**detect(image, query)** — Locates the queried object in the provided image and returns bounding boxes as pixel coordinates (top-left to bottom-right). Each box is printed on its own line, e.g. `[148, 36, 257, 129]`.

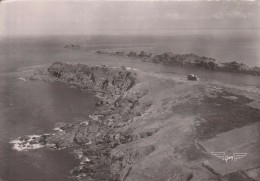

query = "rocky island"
[64, 44, 81, 49]
[96, 50, 260, 76]
[12, 62, 260, 181]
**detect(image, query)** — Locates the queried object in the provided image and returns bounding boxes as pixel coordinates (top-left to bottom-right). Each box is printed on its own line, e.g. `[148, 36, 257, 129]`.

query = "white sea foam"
[75, 149, 84, 159]
[126, 67, 138, 71]
[79, 121, 89, 126]
[95, 93, 106, 99]
[10, 135, 44, 151]
[53, 127, 63, 132]
[85, 140, 92, 145]
[18, 77, 27, 82]
[89, 115, 101, 121]
[76, 173, 87, 178]
[21, 70, 35, 73]
[46, 143, 56, 149]
[80, 157, 90, 164]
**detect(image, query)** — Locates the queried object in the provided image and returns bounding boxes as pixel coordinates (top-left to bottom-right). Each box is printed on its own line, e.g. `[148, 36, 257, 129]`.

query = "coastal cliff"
[13, 62, 260, 181]
[47, 62, 137, 102]
[96, 50, 260, 76]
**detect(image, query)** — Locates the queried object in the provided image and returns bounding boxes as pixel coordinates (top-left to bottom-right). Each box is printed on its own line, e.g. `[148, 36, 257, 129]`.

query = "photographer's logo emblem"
[211, 152, 247, 162]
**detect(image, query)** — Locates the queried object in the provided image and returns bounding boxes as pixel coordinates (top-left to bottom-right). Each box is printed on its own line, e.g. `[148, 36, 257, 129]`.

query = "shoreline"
[11, 62, 260, 181]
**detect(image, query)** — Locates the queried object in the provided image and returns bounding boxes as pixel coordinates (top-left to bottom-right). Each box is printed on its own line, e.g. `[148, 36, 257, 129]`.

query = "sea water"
[0, 75, 98, 181]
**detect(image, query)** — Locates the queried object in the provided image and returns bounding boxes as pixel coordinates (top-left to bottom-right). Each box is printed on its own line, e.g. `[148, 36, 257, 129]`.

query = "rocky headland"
[96, 50, 260, 76]
[12, 62, 260, 181]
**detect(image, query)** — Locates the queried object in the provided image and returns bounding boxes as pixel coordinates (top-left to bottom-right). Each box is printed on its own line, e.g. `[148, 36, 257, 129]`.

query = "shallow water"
[0, 32, 260, 180]
[0, 76, 98, 181]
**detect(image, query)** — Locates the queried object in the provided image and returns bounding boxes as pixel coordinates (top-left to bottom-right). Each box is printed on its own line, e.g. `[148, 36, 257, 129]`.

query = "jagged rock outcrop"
[96, 50, 260, 76]
[48, 62, 137, 102]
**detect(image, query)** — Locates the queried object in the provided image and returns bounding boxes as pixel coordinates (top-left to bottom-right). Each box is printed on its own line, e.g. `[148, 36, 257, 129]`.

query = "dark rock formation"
[95, 50, 260, 76]
[138, 51, 152, 58]
[48, 62, 137, 102]
[64, 44, 81, 49]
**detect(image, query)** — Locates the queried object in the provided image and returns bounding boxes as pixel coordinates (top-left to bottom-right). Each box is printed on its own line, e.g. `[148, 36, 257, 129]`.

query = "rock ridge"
[96, 50, 260, 76]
